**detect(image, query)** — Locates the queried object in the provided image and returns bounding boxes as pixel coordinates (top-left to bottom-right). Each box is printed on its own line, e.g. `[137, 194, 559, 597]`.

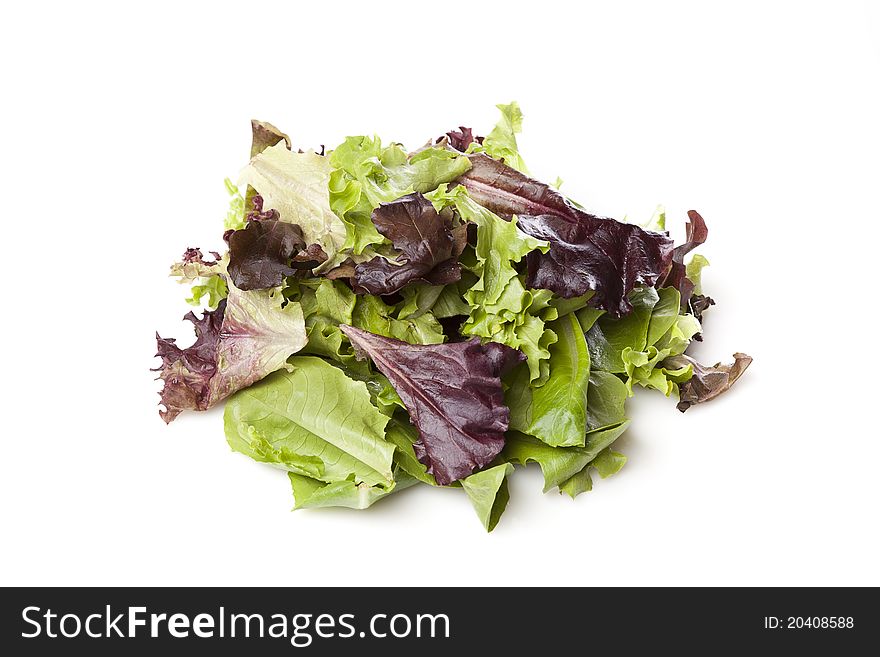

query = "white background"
[2, 0, 878, 587]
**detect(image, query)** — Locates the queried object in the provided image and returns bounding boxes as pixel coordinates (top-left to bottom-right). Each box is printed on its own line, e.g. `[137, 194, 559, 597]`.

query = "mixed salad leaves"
[155, 103, 750, 530]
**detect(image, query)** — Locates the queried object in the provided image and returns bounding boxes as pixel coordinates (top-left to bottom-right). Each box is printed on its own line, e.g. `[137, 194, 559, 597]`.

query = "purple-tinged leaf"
[661, 210, 709, 309]
[340, 325, 524, 485]
[455, 154, 673, 317]
[155, 288, 307, 422]
[352, 193, 462, 295]
[663, 352, 752, 412]
[445, 126, 482, 151]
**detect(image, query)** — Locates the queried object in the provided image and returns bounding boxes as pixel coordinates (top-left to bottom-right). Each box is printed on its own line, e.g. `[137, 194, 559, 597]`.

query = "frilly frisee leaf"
[427, 184, 547, 306]
[460, 463, 515, 532]
[224, 356, 396, 487]
[238, 142, 346, 270]
[223, 178, 247, 231]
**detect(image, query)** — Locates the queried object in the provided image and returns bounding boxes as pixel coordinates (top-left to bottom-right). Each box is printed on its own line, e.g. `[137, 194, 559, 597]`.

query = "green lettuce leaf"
[398, 282, 470, 320]
[559, 446, 628, 499]
[686, 254, 710, 295]
[329, 138, 471, 256]
[426, 184, 552, 380]
[501, 421, 630, 493]
[224, 356, 395, 487]
[585, 287, 659, 373]
[481, 102, 528, 173]
[352, 295, 445, 345]
[518, 313, 592, 447]
[385, 421, 437, 485]
[238, 142, 347, 269]
[223, 178, 247, 231]
[288, 469, 417, 510]
[460, 463, 514, 532]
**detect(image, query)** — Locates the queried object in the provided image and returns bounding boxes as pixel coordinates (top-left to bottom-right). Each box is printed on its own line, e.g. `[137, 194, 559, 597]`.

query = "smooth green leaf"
[288, 469, 418, 510]
[586, 287, 659, 373]
[526, 313, 591, 447]
[592, 448, 627, 479]
[224, 357, 395, 487]
[461, 463, 514, 532]
[502, 421, 630, 492]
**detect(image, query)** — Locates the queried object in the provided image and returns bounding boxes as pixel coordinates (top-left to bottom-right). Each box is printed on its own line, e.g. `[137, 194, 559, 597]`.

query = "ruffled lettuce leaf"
[155, 285, 307, 422]
[329, 137, 471, 256]
[455, 153, 673, 316]
[224, 356, 395, 487]
[341, 325, 524, 485]
[352, 295, 445, 345]
[238, 142, 346, 270]
[426, 184, 554, 381]
[168, 248, 228, 310]
[352, 193, 462, 295]
[585, 287, 703, 396]
[481, 101, 528, 173]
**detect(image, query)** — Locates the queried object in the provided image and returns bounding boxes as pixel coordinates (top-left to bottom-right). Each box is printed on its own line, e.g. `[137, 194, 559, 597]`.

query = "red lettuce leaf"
[661, 210, 709, 310]
[352, 193, 462, 295]
[456, 154, 674, 317]
[250, 120, 291, 158]
[663, 352, 752, 412]
[155, 289, 307, 422]
[340, 324, 524, 485]
[227, 197, 327, 290]
[155, 301, 226, 422]
[445, 126, 482, 151]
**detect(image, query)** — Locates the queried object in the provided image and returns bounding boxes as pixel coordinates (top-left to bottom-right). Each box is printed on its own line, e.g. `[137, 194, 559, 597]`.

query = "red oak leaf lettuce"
[155, 288, 307, 422]
[661, 209, 709, 310]
[663, 352, 752, 412]
[352, 193, 463, 295]
[456, 154, 674, 317]
[340, 324, 524, 485]
[445, 126, 481, 151]
[227, 213, 325, 290]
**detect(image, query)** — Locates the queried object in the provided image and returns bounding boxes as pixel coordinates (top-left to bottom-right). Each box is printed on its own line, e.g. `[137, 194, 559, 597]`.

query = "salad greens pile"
[155, 103, 750, 531]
